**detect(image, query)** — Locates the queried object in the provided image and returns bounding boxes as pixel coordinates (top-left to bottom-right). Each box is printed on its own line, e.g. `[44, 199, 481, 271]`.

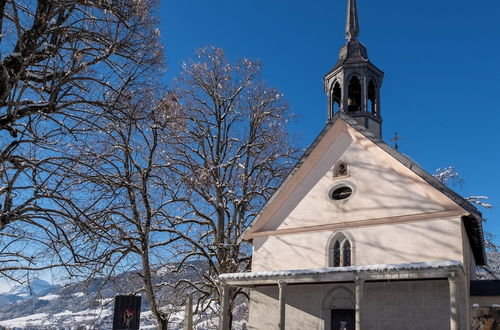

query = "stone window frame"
[327, 231, 356, 267]
[327, 180, 356, 205]
[332, 160, 350, 179]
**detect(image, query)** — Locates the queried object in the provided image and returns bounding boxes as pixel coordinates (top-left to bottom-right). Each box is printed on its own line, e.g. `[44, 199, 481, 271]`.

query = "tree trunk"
[141, 239, 167, 330]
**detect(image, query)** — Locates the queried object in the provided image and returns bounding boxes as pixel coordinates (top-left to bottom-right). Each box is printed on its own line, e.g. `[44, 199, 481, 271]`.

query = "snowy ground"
[0, 307, 114, 329]
[0, 301, 248, 329]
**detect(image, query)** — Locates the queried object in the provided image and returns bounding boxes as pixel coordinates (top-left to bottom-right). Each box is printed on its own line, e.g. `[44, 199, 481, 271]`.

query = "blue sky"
[160, 0, 500, 244]
[0, 0, 497, 293]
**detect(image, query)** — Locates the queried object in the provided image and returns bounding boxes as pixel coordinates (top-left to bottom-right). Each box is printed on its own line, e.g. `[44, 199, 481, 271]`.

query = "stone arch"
[321, 286, 356, 330]
[345, 72, 363, 83]
[322, 286, 355, 310]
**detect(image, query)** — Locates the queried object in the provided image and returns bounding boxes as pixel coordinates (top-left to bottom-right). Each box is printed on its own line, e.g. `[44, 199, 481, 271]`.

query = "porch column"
[464, 276, 471, 329]
[278, 281, 287, 330]
[220, 285, 231, 330]
[355, 279, 364, 330]
[449, 275, 459, 330]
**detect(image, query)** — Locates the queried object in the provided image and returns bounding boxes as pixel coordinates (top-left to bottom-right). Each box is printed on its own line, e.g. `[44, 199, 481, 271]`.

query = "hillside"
[0, 264, 248, 329]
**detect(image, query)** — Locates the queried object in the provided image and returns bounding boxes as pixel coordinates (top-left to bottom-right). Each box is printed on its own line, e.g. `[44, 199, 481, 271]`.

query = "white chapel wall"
[262, 123, 457, 233]
[252, 217, 464, 272]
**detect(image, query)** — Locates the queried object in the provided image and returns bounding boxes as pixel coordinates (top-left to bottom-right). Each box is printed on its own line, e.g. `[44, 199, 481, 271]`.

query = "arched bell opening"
[347, 76, 361, 113]
[368, 79, 377, 115]
[331, 82, 342, 116]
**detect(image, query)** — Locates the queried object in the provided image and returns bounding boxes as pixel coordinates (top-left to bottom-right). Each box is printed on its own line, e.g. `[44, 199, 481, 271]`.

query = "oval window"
[330, 186, 353, 200]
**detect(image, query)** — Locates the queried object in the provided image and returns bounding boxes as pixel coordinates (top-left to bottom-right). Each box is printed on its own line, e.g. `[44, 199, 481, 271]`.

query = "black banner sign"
[112, 295, 142, 330]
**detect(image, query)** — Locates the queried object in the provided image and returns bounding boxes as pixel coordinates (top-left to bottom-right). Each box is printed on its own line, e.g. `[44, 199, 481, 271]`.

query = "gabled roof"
[242, 111, 487, 265]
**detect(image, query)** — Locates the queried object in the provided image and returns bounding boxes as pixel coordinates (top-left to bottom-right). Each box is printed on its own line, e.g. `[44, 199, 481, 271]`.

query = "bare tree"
[169, 46, 299, 321]
[433, 166, 497, 278]
[63, 88, 183, 329]
[0, 0, 163, 281]
[433, 167, 493, 210]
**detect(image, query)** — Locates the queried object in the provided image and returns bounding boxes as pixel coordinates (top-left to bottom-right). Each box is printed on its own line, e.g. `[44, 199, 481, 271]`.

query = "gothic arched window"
[329, 233, 354, 267]
[347, 76, 361, 113]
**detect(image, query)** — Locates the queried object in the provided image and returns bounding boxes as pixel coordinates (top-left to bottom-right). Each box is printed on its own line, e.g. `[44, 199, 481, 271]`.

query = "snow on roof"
[220, 260, 462, 280]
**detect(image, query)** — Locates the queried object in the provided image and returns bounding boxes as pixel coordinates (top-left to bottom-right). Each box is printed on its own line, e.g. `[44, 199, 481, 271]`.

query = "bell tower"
[325, 0, 384, 138]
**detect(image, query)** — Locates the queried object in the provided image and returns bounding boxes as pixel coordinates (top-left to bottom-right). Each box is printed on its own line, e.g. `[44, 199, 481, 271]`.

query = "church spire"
[324, 0, 385, 138]
[346, 0, 359, 41]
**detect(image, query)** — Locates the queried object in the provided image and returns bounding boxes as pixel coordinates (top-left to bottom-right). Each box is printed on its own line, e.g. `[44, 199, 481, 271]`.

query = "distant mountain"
[8, 278, 54, 296]
[0, 278, 55, 307]
[0, 272, 158, 329]
[0, 263, 249, 329]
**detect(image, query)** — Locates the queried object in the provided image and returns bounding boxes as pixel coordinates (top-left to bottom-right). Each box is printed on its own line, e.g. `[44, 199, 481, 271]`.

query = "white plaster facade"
[219, 115, 483, 330]
[217, 1, 487, 328]
[252, 218, 465, 272]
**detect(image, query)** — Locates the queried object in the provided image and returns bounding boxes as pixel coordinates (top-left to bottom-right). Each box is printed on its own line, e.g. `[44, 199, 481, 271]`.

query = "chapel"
[218, 1, 492, 329]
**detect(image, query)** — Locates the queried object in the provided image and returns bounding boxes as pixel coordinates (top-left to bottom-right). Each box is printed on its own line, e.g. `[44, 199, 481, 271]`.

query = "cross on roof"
[390, 132, 403, 151]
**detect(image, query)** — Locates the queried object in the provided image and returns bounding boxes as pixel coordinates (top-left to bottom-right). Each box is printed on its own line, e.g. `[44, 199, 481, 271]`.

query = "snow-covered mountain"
[7, 278, 54, 296]
[0, 272, 169, 329]
[0, 278, 55, 307]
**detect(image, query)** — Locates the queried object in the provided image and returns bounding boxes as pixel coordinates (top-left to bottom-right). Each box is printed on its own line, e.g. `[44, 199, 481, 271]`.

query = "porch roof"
[219, 261, 464, 287]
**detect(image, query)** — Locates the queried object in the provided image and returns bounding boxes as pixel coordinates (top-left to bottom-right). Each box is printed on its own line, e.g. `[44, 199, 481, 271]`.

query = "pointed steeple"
[324, 0, 385, 138]
[346, 0, 360, 41]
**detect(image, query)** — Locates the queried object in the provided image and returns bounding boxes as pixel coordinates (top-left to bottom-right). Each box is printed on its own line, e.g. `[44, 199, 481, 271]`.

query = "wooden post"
[355, 278, 364, 330]
[278, 281, 287, 330]
[220, 285, 231, 330]
[184, 292, 193, 330]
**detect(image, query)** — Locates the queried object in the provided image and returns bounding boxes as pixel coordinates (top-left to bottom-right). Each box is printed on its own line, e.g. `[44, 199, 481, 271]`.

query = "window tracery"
[329, 233, 353, 267]
[343, 240, 351, 266]
[333, 241, 341, 267]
